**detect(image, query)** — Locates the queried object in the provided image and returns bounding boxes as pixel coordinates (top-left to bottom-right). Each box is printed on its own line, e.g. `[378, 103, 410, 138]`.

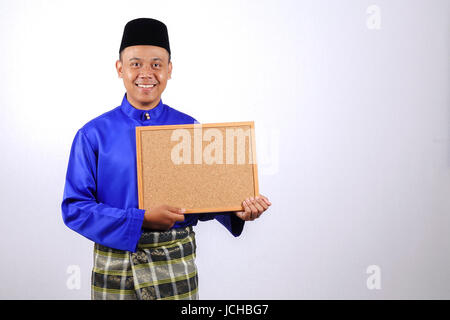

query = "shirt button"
[145, 113, 150, 120]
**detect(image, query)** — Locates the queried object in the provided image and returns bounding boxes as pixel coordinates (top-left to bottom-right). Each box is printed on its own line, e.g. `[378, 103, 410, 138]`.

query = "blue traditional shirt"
[61, 94, 244, 252]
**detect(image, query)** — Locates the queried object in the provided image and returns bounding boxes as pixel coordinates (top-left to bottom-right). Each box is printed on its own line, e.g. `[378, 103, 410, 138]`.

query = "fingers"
[164, 206, 185, 222]
[258, 194, 272, 206]
[244, 202, 253, 220]
[161, 205, 186, 223]
[253, 197, 267, 212]
[235, 211, 246, 220]
[165, 205, 185, 214]
[239, 196, 272, 221]
[169, 211, 185, 222]
[243, 199, 258, 220]
[165, 205, 185, 215]
[237, 202, 251, 221]
[255, 197, 270, 218]
[248, 200, 260, 220]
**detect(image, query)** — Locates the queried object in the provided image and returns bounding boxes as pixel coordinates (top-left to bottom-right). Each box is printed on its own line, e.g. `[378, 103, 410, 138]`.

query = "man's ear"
[115, 60, 123, 78]
[168, 61, 173, 80]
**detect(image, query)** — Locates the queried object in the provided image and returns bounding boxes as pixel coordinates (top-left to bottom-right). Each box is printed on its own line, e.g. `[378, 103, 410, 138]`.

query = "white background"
[0, 0, 449, 299]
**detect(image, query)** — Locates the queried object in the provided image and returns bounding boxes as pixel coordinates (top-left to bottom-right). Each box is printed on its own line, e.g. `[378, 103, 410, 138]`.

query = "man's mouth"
[135, 83, 157, 89]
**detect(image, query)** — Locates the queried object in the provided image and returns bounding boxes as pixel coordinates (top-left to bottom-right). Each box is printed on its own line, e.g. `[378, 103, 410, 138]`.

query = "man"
[61, 18, 271, 300]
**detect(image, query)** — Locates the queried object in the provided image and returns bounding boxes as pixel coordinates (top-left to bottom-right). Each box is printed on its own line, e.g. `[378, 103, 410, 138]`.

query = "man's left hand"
[235, 194, 271, 221]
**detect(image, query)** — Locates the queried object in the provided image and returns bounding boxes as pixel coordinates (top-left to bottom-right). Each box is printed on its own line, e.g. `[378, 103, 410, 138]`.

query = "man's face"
[116, 45, 172, 110]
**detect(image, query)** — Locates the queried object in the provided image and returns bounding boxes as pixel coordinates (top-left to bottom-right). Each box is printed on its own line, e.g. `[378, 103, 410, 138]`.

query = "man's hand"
[235, 194, 271, 221]
[142, 205, 185, 230]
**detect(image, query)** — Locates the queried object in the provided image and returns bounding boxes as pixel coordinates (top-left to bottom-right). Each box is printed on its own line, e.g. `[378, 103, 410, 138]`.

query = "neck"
[127, 95, 161, 110]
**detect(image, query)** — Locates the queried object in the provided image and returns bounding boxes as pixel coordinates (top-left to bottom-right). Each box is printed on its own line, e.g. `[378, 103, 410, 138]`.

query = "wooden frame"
[136, 121, 259, 214]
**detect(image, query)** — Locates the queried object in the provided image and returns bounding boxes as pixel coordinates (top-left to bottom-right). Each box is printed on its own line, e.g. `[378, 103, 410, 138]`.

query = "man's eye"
[131, 63, 140, 67]
[153, 64, 160, 68]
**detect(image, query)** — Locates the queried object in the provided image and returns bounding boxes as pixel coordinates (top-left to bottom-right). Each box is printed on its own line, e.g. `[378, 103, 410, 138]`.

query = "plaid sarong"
[91, 226, 198, 300]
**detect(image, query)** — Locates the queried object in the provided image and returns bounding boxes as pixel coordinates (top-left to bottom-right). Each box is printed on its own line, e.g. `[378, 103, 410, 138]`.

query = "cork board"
[136, 121, 259, 214]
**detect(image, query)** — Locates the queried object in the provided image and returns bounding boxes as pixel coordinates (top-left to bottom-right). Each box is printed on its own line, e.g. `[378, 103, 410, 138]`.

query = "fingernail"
[250, 197, 254, 201]
[255, 196, 259, 200]
[180, 208, 186, 213]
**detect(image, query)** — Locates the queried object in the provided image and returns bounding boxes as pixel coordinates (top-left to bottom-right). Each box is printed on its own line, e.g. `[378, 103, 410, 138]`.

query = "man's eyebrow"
[128, 57, 163, 62]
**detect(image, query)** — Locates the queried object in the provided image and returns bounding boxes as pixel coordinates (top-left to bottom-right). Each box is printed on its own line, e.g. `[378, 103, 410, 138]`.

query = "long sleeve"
[215, 213, 245, 237]
[197, 212, 245, 237]
[61, 129, 145, 252]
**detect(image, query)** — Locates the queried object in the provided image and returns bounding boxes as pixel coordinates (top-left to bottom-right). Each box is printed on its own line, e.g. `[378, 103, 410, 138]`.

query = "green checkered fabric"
[91, 226, 198, 300]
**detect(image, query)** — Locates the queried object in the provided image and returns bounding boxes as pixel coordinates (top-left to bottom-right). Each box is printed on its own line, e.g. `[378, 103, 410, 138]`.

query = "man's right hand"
[142, 205, 186, 230]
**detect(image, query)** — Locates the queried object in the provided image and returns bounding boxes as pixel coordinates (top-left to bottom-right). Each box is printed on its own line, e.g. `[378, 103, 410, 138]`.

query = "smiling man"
[118, 48, 171, 110]
[61, 18, 271, 300]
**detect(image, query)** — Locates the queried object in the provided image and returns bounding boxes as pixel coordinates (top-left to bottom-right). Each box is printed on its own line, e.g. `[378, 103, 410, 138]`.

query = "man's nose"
[139, 65, 155, 77]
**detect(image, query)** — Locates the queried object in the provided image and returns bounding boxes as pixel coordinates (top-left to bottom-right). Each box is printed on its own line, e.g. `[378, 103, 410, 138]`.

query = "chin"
[137, 95, 160, 106]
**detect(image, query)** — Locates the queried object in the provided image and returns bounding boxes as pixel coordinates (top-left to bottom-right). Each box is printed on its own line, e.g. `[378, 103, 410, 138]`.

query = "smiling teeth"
[136, 84, 155, 88]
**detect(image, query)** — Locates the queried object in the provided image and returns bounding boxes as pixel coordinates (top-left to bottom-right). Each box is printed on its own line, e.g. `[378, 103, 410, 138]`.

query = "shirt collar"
[120, 93, 165, 123]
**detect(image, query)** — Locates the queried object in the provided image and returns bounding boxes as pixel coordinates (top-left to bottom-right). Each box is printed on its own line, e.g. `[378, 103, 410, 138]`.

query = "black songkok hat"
[119, 18, 171, 56]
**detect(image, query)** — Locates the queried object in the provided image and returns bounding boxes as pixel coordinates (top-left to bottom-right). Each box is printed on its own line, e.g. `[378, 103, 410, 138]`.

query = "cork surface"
[136, 122, 259, 214]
